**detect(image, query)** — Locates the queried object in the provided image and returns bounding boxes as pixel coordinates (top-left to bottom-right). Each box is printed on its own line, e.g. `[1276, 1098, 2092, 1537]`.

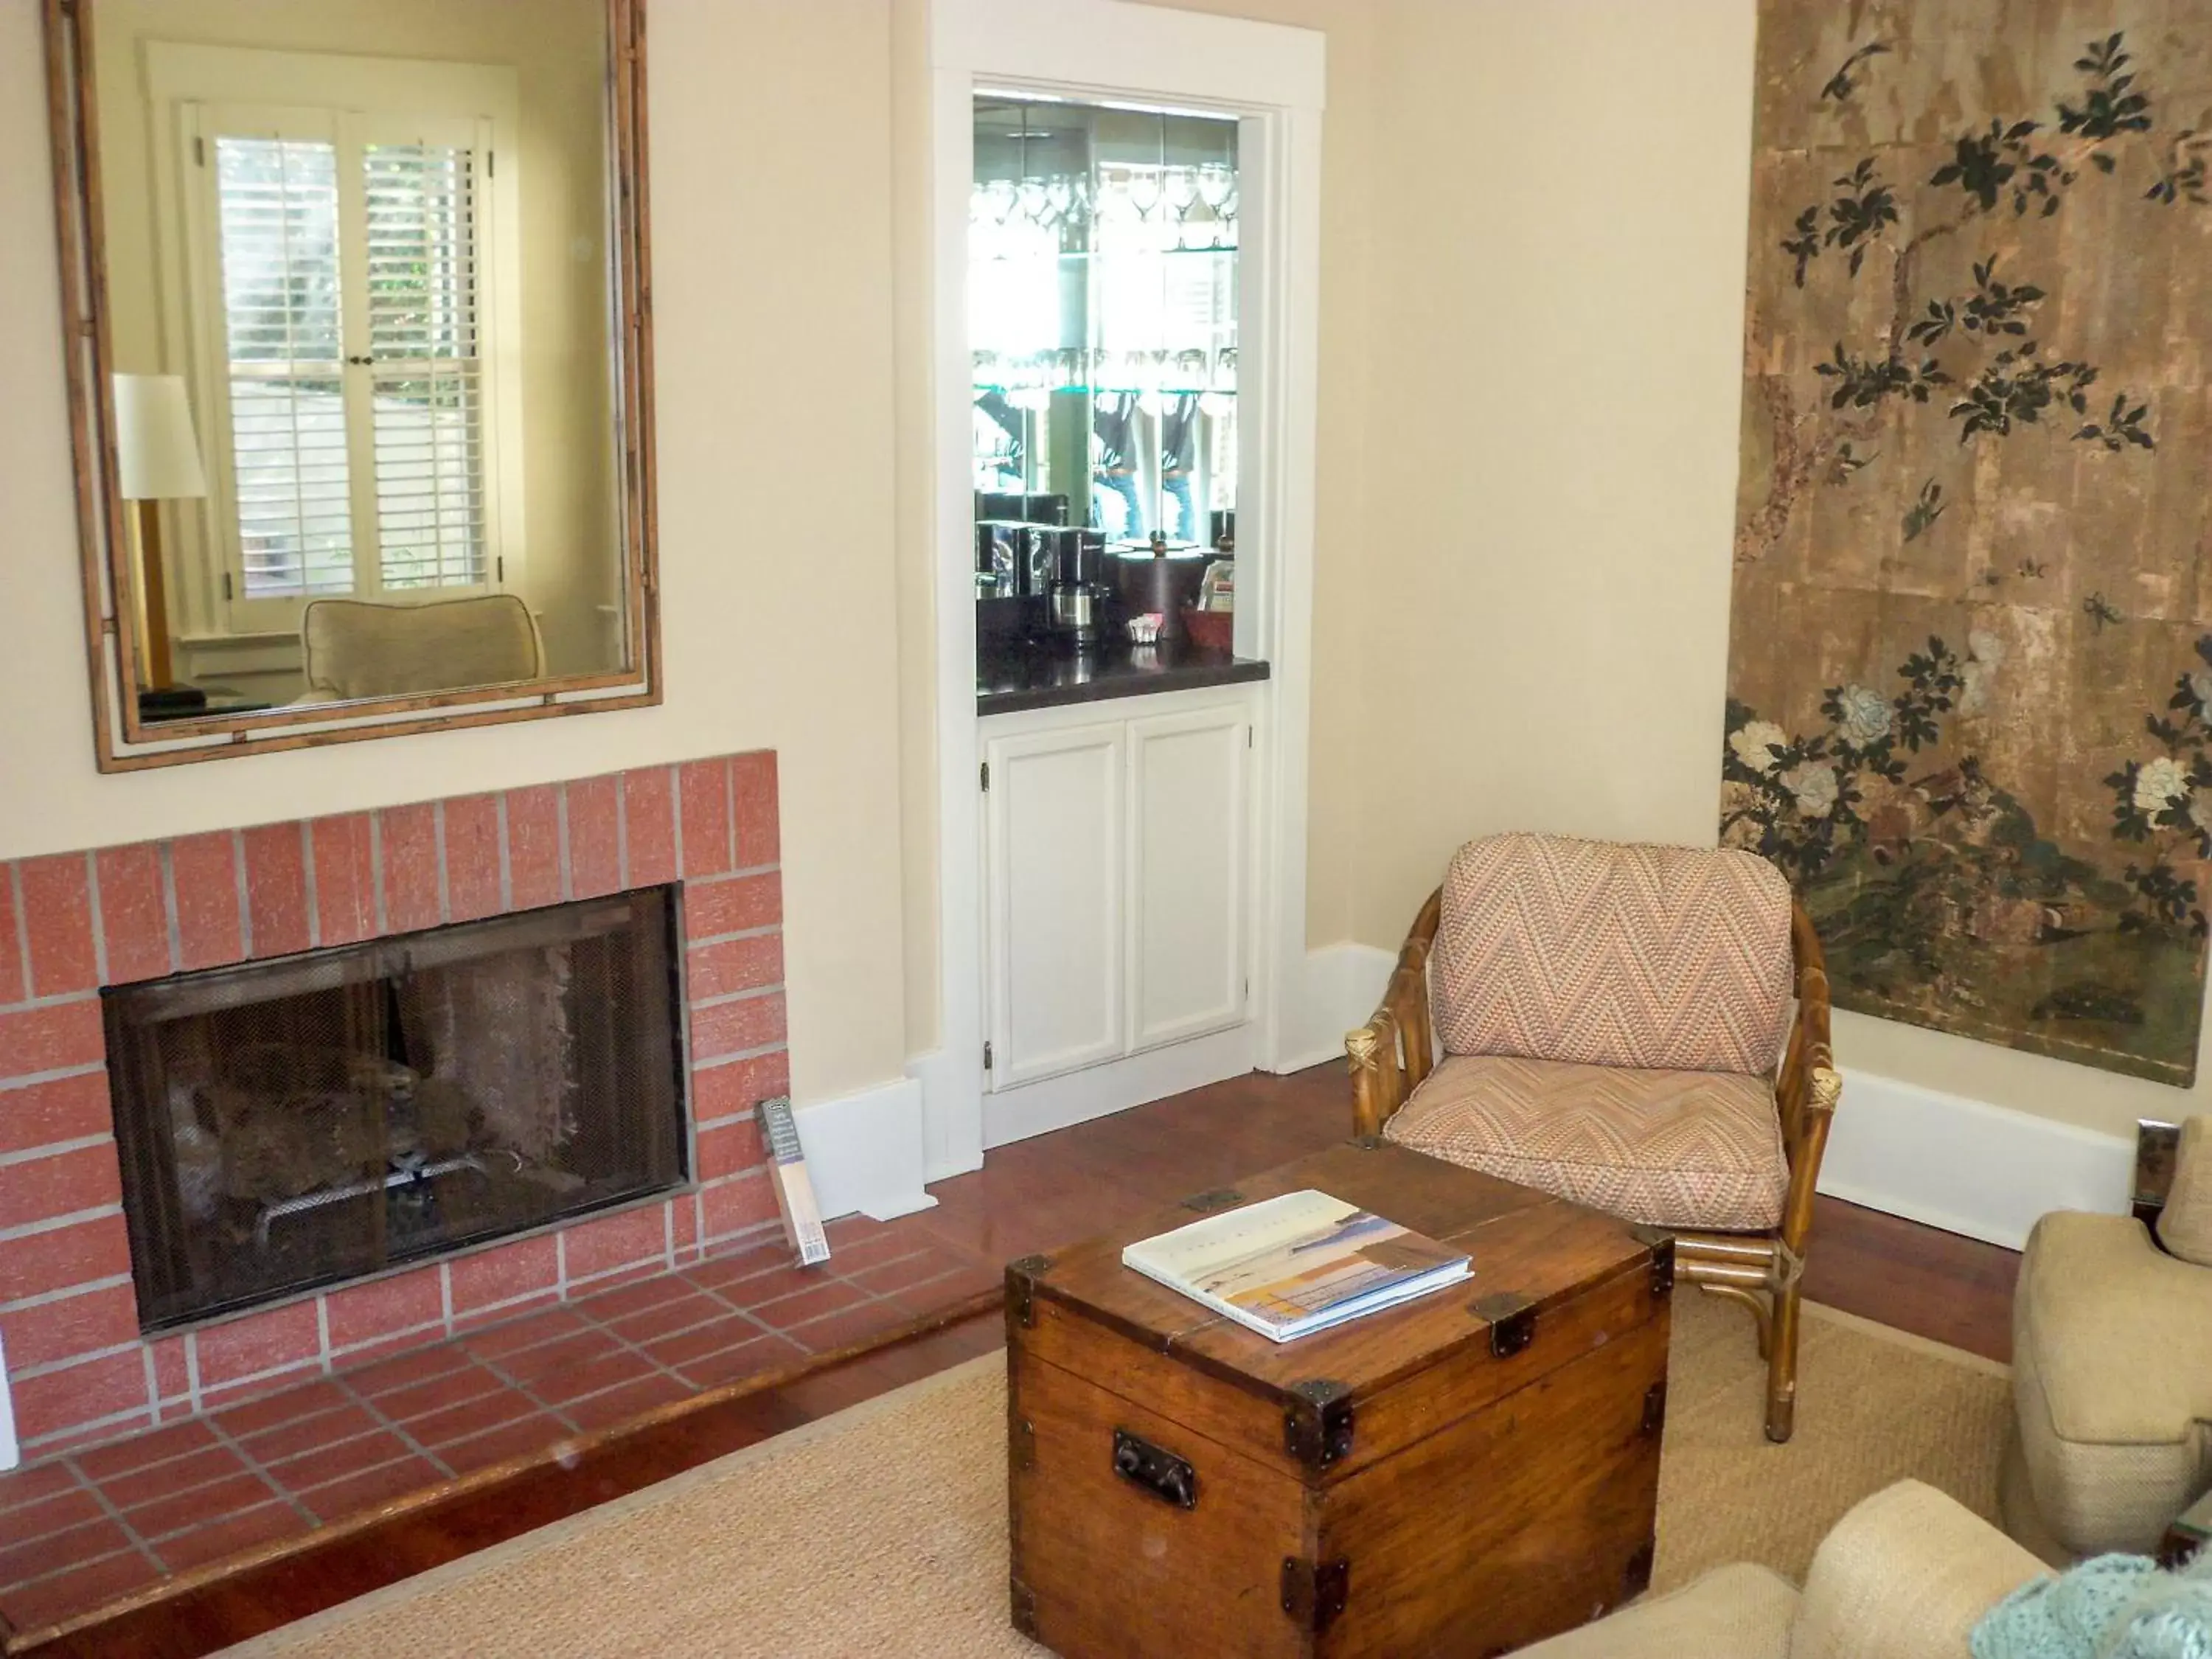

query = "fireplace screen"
[102, 888, 687, 1332]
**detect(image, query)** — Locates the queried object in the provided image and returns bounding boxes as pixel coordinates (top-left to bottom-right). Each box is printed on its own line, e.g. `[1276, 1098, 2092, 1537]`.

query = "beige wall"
[1345, 0, 1759, 942]
[0, 0, 907, 1109]
[90, 0, 617, 679]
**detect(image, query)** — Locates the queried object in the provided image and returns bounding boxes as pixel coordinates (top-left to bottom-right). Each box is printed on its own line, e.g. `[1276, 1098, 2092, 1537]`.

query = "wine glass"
[1164, 167, 1198, 246]
[1127, 168, 1161, 221]
[1196, 164, 1233, 249]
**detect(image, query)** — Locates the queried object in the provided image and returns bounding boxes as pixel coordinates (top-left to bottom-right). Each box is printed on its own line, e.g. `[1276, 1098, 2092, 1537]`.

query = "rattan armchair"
[1346, 880, 1841, 1444]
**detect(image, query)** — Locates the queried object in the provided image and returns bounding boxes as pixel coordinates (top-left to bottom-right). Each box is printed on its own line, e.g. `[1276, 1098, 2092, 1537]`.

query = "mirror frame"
[44, 0, 661, 772]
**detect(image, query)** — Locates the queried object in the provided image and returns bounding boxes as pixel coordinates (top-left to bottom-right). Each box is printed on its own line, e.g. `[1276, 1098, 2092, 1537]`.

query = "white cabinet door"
[984, 721, 1125, 1091]
[1127, 704, 1248, 1053]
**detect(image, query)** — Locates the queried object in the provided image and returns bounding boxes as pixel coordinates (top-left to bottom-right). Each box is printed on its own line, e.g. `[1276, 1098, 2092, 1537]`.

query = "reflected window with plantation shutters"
[215, 136, 355, 599]
[364, 142, 487, 591]
[191, 102, 508, 619]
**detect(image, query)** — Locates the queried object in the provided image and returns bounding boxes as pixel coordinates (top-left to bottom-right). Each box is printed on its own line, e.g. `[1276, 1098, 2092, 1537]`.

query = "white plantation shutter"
[364, 142, 487, 590]
[213, 135, 356, 598]
[193, 105, 502, 613]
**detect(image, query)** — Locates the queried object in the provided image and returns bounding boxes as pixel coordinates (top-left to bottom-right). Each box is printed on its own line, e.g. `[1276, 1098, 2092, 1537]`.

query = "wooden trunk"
[1006, 1142, 1672, 1659]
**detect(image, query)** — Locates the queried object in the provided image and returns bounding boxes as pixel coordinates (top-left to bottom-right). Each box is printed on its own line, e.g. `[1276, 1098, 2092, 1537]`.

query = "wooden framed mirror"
[45, 0, 658, 771]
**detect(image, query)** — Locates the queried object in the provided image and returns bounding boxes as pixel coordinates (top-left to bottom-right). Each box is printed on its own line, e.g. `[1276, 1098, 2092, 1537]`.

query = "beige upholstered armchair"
[1514, 1480, 2044, 1659]
[2000, 1118, 2212, 1562]
[294, 594, 546, 703]
[1346, 833, 1840, 1442]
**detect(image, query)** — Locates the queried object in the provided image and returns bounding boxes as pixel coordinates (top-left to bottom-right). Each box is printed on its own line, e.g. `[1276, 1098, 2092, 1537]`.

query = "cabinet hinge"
[984, 1040, 994, 1071]
[1247, 726, 1253, 748]
[193, 135, 206, 167]
[980, 760, 991, 792]
[495, 555, 505, 584]
[487, 149, 496, 179]
[220, 571, 234, 602]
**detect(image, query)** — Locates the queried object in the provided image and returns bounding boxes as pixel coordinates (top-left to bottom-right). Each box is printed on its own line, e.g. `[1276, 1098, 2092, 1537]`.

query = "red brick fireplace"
[0, 753, 786, 1458]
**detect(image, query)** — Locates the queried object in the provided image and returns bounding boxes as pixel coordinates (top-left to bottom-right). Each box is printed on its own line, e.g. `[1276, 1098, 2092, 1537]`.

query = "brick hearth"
[0, 1216, 995, 1636]
[0, 753, 787, 1459]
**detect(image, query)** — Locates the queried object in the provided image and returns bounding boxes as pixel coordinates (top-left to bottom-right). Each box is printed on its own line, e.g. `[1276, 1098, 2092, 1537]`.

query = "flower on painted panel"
[2135, 755, 2192, 817]
[2190, 669, 2212, 714]
[1834, 684, 1892, 747]
[1729, 720, 1790, 773]
[1783, 762, 1840, 819]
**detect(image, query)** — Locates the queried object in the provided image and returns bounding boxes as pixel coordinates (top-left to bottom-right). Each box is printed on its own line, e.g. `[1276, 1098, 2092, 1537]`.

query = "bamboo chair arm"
[1348, 888, 1442, 1139]
[1775, 899, 1840, 1254]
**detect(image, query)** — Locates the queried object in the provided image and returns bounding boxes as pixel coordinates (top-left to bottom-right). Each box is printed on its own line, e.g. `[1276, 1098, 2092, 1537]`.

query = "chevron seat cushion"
[1431, 833, 1794, 1076]
[1382, 1054, 1790, 1231]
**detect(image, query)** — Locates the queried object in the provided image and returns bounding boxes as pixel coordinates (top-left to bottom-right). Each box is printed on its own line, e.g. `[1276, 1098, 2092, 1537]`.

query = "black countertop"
[978, 639, 1270, 717]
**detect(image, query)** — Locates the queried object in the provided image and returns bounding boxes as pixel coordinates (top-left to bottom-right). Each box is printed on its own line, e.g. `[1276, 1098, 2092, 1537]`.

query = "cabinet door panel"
[1128, 705, 1247, 1053]
[986, 723, 1125, 1091]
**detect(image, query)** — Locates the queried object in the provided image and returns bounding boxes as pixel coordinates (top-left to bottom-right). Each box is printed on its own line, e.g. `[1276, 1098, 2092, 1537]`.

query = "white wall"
[0, 0, 909, 1111]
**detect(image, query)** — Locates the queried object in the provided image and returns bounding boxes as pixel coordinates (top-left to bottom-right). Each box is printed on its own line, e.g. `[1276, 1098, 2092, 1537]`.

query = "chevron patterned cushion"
[1383, 1054, 1790, 1231]
[1430, 833, 1793, 1076]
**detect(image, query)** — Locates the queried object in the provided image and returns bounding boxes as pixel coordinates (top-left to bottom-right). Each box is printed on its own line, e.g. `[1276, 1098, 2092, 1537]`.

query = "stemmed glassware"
[1127, 167, 1161, 222]
[1164, 167, 1198, 247]
[1196, 164, 1233, 248]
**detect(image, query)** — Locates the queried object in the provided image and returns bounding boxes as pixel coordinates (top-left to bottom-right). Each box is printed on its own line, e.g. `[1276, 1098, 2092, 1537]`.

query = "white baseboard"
[793, 1077, 939, 1223]
[1275, 942, 1395, 1074]
[1819, 1070, 2133, 1251]
[983, 1023, 1259, 1149]
[908, 1046, 984, 1186]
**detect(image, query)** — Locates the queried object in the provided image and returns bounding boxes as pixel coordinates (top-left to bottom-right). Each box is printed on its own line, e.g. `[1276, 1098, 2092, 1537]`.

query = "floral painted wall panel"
[1723, 1, 2212, 1085]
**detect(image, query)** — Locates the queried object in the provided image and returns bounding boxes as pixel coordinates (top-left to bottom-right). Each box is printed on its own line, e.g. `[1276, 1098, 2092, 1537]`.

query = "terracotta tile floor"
[0, 1218, 999, 1635]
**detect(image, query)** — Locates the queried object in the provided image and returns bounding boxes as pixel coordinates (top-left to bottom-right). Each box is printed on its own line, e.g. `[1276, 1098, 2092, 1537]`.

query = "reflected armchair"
[296, 594, 545, 704]
[1346, 833, 1840, 1442]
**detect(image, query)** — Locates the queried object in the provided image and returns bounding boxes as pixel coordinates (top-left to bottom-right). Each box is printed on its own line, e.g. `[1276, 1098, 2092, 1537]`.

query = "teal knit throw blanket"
[1973, 1552, 2212, 1659]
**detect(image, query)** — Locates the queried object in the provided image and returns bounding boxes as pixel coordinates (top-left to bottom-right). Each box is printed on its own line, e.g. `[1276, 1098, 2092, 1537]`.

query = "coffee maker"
[1044, 527, 1107, 649]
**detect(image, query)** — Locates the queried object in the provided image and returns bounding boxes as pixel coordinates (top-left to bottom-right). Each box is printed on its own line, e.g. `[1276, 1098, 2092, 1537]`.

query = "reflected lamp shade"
[111, 373, 207, 501]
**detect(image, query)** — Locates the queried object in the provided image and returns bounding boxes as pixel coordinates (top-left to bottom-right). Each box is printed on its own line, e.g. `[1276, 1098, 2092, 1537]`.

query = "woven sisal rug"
[226, 1292, 2010, 1657]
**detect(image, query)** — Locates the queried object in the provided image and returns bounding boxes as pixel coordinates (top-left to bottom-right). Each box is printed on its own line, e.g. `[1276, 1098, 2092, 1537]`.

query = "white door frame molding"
[920, 0, 1326, 1178]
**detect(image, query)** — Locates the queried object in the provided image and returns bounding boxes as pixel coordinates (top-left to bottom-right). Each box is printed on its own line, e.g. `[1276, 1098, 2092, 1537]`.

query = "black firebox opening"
[102, 886, 689, 1333]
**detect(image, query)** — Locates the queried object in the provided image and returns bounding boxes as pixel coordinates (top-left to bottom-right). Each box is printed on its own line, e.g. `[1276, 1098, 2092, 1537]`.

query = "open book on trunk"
[1121, 1189, 1471, 1343]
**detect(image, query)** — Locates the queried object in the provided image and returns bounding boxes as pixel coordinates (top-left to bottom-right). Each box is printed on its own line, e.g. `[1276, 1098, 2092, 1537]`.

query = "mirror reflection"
[971, 97, 1239, 657]
[88, 0, 628, 720]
